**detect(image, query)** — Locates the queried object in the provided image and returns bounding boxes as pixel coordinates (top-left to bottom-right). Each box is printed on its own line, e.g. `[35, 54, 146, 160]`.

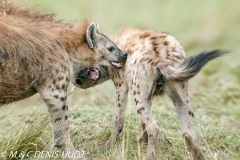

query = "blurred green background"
[0, 0, 239, 159]
[15, 0, 240, 53]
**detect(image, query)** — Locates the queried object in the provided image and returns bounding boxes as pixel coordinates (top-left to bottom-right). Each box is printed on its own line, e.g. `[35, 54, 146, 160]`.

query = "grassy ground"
[0, 0, 240, 159]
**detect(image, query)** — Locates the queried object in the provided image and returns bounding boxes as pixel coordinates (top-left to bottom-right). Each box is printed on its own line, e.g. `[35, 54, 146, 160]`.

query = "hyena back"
[77, 28, 226, 160]
[0, 1, 127, 154]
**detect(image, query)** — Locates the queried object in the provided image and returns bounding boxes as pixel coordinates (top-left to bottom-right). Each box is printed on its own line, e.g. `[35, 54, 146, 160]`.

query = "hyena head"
[75, 65, 109, 88]
[86, 23, 127, 68]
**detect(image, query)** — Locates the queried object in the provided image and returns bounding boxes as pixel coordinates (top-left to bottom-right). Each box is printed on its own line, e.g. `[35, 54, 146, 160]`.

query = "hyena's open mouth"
[76, 67, 101, 85]
[110, 61, 122, 68]
[88, 67, 101, 82]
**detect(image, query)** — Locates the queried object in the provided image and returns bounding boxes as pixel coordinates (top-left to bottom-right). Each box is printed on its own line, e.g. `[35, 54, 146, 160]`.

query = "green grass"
[0, 0, 240, 159]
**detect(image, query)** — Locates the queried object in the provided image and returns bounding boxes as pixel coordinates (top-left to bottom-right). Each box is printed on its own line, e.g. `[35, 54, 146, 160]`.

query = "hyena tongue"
[89, 70, 98, 81]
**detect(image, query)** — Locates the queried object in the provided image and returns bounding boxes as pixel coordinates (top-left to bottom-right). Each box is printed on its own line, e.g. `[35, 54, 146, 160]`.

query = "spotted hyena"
[0, 1, 127, 154]
[77, 27, 227, 160]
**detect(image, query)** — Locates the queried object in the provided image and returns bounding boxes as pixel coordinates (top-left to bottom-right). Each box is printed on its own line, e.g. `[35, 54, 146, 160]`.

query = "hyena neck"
[55, 21, 96, 65]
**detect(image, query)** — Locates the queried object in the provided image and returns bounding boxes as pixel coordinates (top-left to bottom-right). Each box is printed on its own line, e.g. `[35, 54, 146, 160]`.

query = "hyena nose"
[119, 50, 127, 59]
[121, 50, 128, 57]
[78, 70, 87, 79]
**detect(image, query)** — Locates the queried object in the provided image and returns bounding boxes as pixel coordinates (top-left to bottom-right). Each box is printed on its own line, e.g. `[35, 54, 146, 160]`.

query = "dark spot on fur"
[2, 47, 9, 59]
[53, 109, 59, 112]
[62, 84, 65, 90]
[152, 42, 159, 46]
[137, 107, 145, 114]
[48, 104, 54, 108]
[60, 97, 65, 101]
[58, 76, 64, 81]
[54, 95, 59, 99]
[137, 84, 140, 88]
[62, 105, 67, 110]
[148, 59, 152, 63]
[139, 33, 151, 39]
[56, 69, 59, 73]
[65, 47, 70, 53]
[140, 58, 144, 63]
[117, 103, 121, 107]
[153, 47, 158, 53]
[187, 100, 189, 103]
[65, 116, 68, 120]
[172, 48, 177, 52]
[175, 55, 183, 60]
[54, 117, 61, 123]
[163, 41, 169, 46]
[135, 99, 139, 105]
[182, 84, 185, 89]
[150, 36, 158, 41]
[56, 85, 60, 90]
[53, 79, 56, 85]
[48, 85, 52, 88]
[188, 111, 194, 118]
[137, 91, 140, 94]
[133, 91, 136, 95]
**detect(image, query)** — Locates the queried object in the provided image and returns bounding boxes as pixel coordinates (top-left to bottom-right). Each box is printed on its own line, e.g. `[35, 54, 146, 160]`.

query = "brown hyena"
[77, 27, 227, 160]
[0, 1, 127, 154]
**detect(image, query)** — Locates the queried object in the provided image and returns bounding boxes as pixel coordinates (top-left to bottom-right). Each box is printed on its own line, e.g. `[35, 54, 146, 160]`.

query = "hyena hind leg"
[165, 81, 206, 160]
[133, 79, 160, 159]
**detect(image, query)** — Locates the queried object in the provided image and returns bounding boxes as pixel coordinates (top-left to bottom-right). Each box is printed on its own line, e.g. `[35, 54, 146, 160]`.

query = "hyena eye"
[107, 46, 115, 52]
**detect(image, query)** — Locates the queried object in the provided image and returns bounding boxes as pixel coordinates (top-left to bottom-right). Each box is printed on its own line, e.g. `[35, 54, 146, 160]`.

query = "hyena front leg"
[37, 76, 76, 152]
[102, 72, 128, 147]
[165, 81, 206, 160]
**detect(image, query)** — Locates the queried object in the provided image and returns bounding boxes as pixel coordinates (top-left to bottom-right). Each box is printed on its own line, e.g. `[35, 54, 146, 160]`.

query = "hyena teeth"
[111, 61, 122, 68]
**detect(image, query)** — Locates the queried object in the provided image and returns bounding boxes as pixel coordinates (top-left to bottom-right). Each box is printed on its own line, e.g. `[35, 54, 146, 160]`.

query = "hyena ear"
[95, 22, 100, 32]
[86, 22, 99, 49]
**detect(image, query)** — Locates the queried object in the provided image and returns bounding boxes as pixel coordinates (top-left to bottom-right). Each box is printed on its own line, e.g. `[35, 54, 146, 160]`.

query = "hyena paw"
[99, 139, 115, 148]
[146, 148, 156, 160]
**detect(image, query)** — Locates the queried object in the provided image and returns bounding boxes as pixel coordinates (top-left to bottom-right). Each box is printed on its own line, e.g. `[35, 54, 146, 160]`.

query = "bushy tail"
[168, 49, 228, 81]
